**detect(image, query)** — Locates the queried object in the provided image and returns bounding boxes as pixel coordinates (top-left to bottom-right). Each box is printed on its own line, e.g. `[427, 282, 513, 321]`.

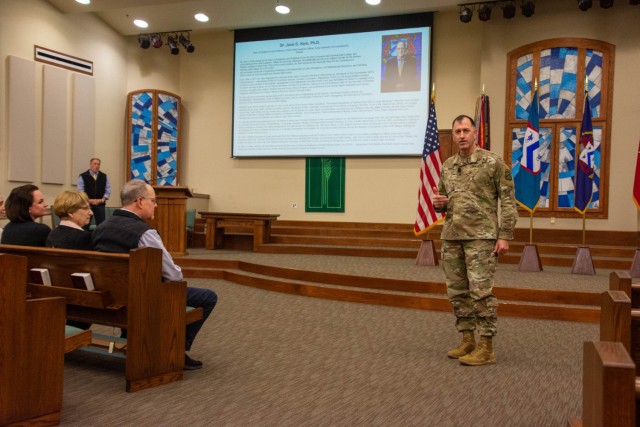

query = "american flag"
[414, 97, 445, 236]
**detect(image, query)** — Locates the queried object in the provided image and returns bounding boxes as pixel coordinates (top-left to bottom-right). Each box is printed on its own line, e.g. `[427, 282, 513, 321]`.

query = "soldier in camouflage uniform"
[433, 115, 517, 366]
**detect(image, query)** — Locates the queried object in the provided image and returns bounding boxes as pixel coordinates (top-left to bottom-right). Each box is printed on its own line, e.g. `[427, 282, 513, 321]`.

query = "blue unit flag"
[514, 87, 541, 213]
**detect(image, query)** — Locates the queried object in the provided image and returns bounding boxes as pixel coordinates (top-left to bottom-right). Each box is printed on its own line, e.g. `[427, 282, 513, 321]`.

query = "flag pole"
[415, 80, 443, 266]
[527, 78, 538, 246]
[572, 75, 595, 275]
[425, 82, 435, 242]
[582, 76, 588, 248]
[529, 214, 533, 244]
[517, 77, 542, 271]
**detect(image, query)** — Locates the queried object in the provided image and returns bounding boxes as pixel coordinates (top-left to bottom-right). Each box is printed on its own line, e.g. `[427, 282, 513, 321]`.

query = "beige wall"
[2, 0, 639, 232]
[0, 0, 127, 214]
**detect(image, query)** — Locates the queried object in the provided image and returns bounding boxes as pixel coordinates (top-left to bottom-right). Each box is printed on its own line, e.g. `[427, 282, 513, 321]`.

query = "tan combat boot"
[459, 335, 496, 366]
[447, 330, 476, 359]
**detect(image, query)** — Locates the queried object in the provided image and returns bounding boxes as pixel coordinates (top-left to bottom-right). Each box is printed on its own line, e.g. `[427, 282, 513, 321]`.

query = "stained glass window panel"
[539, 47, 578, 119]
[558, 126, 601, 209]
[585, 49, 603, 118]
[156, 93, 179, 186]
[130, 92, 153, 182]
[515, 54, 533, 120]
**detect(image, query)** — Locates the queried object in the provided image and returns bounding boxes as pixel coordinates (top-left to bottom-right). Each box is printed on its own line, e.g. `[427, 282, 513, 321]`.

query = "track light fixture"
[521, 0, 535, 16]
[137, 30, 195, 55]
[577, 0, 593, 10]
[457, 1, 522, 22]
[502, 1, 516, 18]
[600, 0, 613, 7]
[459, 5, 473, 22]
[138, 35, 150, 49]
[478, 3, 492, 21]
[167, 36, 179, 55]
[179, 34, 195, 53]
[150, 33, 163, 48]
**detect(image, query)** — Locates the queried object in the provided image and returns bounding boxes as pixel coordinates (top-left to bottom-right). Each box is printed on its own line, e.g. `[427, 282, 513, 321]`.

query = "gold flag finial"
[431, 82, 435, 101]
[534, 78, 538, 91]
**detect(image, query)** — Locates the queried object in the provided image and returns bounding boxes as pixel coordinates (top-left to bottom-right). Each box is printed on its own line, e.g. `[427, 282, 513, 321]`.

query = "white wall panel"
[7, 55, 36, 182]
[42, 65, 68, 184]
[71, 73, 96, 181]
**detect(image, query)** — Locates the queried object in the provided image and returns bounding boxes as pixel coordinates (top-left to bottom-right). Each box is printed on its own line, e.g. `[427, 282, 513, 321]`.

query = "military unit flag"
[574, 92, 595, 214]
[474, 94, 490, 150]
[514, 86, 541, 213]
[414, 96, 444, 236]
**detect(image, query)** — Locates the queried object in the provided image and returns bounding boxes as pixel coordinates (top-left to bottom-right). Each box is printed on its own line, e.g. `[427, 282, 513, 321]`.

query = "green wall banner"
[305, 158, 345, 212]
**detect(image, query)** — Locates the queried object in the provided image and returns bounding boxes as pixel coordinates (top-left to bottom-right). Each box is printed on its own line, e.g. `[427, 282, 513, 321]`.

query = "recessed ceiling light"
[75, 0, 91, 4]
[194, 13, 209, 22]
[133, 19, 149, 29]
[275, 1, 290, 14]
[365, 0, 381, 5]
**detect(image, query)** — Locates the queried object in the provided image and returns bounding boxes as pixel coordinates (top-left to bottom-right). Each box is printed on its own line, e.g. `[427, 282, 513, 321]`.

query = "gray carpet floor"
[58, 251, 605, 426]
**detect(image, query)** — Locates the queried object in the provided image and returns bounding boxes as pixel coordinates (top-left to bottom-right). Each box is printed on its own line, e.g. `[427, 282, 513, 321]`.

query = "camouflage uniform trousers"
[441, 239, 498, 336]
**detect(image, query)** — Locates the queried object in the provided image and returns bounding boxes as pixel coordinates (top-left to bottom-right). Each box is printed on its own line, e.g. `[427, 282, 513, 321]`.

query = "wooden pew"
[0, 254, 66, 426]
[0, 244, 203, 392]
[65, 325, 92, 353]
[570, 273, 640, 426]
[607, 271, 640, 377]
[568, 341, 636, 427]
[199, 211, 280, 251]
[600, 289, 632, 353]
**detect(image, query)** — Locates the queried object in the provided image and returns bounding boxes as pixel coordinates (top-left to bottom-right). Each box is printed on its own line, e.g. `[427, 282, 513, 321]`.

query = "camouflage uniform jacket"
[435, 147, 517, 241]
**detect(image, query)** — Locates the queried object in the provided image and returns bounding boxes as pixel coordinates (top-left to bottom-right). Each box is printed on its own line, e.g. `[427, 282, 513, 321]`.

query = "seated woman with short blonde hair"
[46, 190, 94, 250]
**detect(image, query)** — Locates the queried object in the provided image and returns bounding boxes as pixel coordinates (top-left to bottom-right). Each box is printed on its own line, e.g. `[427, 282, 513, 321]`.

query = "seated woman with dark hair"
[1, 184, 51, 246]
[46, 190, 94, 250]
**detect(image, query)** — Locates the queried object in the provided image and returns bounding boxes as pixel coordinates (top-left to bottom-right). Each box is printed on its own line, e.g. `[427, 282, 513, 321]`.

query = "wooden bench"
[569, 272, 640, 426]
[568, 341, 636, 427]
[1, 253, 67, 426]
[199, 211, 279, 251]
[0, 244, 203, 392]
[65, 325, 93, 353]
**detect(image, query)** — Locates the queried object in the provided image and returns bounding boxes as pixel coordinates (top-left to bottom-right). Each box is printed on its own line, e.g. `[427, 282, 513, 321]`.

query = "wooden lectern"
[149, 186, 192, 257]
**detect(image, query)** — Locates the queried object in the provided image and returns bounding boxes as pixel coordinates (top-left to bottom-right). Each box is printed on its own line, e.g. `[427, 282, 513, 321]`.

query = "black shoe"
[184, 353, 203, 370]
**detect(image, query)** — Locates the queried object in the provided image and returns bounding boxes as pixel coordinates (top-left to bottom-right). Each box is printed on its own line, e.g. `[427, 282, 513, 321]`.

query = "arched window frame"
[504, 38, 615, 218]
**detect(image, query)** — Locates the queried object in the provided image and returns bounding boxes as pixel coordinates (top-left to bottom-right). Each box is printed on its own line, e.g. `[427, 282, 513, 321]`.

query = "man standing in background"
[77, 158, 111, 228]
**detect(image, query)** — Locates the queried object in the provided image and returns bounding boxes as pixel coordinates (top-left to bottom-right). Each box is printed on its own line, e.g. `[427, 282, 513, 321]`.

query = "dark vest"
[92, 209, 151, 253]
[80, 170, 107, 199]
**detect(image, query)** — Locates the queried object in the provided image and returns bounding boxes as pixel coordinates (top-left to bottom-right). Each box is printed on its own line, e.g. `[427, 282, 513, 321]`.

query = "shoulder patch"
[505, 170, 513, 180]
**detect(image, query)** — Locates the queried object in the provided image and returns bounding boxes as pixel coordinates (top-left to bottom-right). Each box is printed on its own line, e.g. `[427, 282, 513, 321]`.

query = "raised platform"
[176, 255, 602, 323]
[263, 221, 638, 270]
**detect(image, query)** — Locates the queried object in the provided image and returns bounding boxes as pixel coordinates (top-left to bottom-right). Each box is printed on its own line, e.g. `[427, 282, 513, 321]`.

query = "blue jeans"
[186, 286, 218, 351]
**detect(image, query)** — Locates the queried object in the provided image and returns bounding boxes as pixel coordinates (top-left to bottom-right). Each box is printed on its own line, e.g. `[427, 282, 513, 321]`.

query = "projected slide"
[232, 15, 432, 157]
